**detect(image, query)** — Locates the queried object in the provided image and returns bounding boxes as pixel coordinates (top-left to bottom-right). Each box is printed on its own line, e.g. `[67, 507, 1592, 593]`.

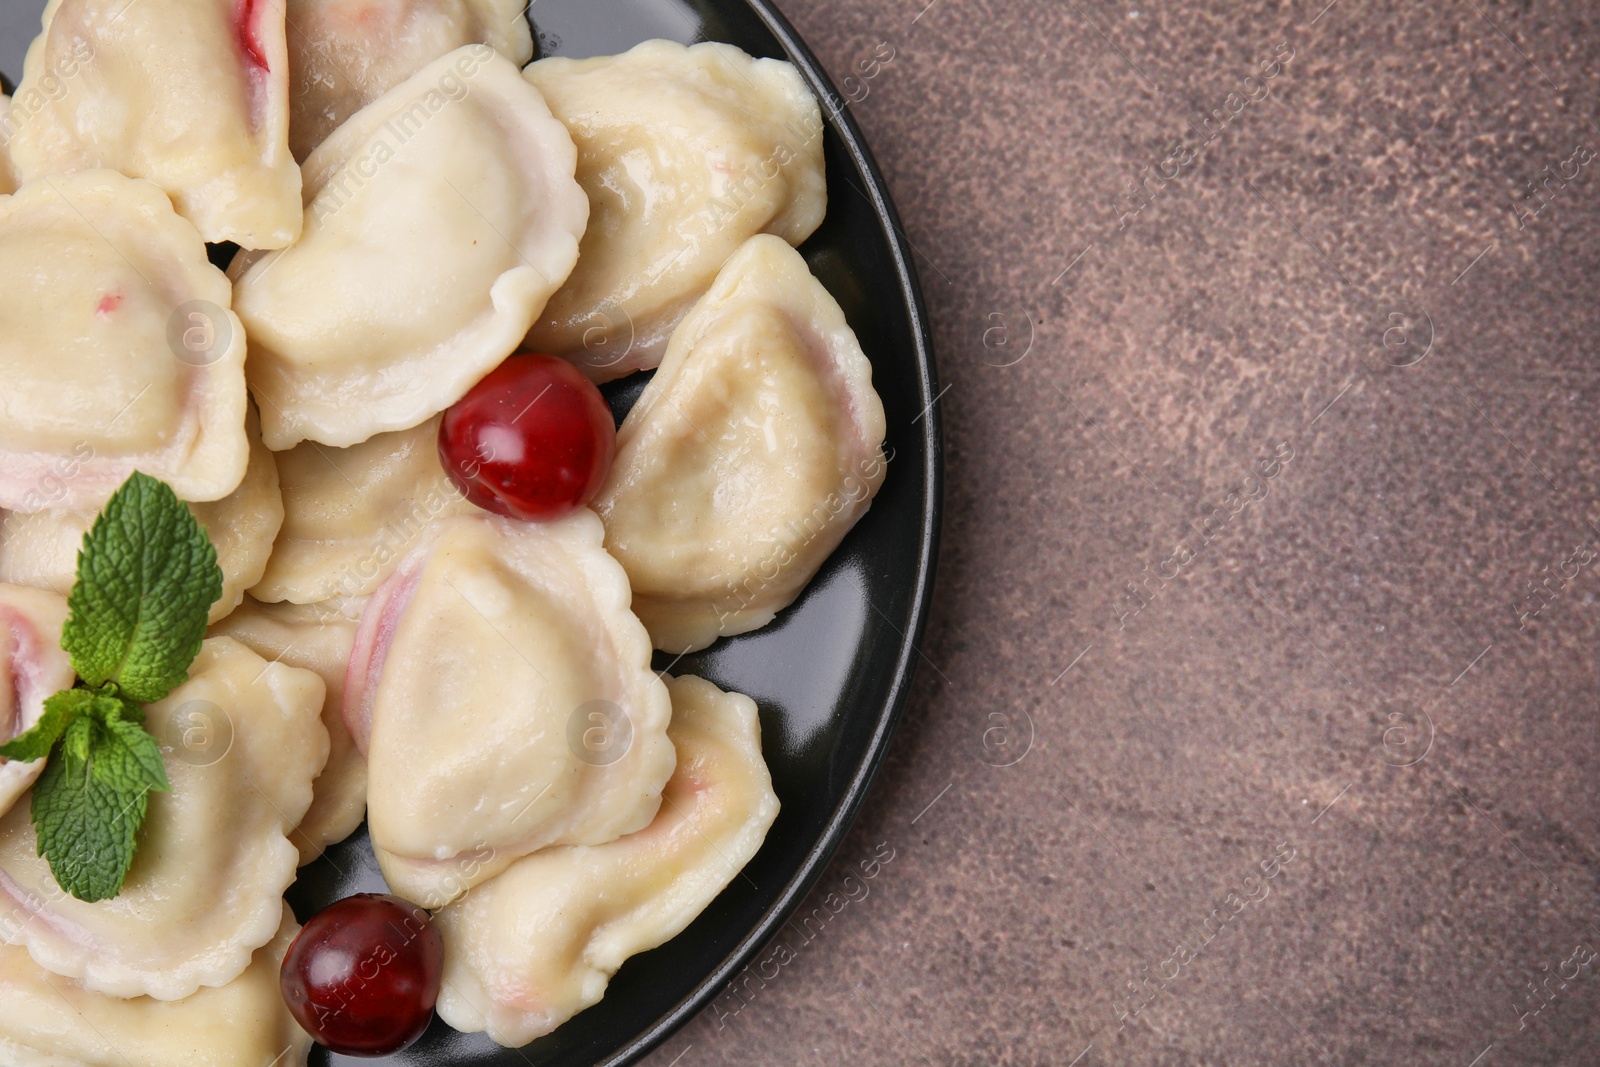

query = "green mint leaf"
[62, 472, 222, 704]
[0, 689, 94, 763]
[30, 710, 167, 903]
[59, 714, 94, 768]
[103, 692, 146, 725]
[97, 717, 170, 794]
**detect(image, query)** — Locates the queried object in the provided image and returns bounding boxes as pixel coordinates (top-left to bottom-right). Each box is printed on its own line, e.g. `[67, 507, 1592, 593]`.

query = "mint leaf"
[59, 711, 94, 767]
[0, 689, 95, 763]
[30, 705, 168, 903]
[31, 747, 147, 904]
[98, 717, 169, 793]
[27, 474, 206, 902]
[62, 472, 222, 704]
[104, 696, 146, 726]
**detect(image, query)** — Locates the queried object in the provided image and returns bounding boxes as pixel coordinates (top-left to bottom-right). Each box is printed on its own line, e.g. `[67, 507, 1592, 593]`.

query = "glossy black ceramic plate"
[281, 2, 942, 1064]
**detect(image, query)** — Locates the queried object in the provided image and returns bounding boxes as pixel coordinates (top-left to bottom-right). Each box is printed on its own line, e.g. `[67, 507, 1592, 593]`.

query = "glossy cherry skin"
[280, 893, 443, 1057]
[439, 352, 616, 521]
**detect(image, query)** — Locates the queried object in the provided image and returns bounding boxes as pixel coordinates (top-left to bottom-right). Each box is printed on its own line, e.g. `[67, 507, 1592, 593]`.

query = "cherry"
[439, 352, 616, 521]
[280, 893, 443, 1057]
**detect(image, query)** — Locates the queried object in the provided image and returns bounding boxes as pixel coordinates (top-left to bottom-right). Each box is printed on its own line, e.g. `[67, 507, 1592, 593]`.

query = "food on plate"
[0, 96, 17, 195]
[0, 171, 249, 512]
[596, 235, 887, 652]
[231, 46, 589, 450]
[8, 0, 302, 249]
[0, 408, 284, 624]
[0, 586, 73, 819]
[0, 3, 887, 1050]
[353, 511, 674, 908]
[2, 472, 231, 909]
[439, 351, 617, 521]
[211, 599, 366, 865]
[435, 673, 780, 1046]
[279, 893, 443, 1056]
[0, 907, 312, 1067]
[525, 40, 827, 381]
[250, 415, 474, 605]
[0, 638, 327, 999]
[286, 0, 535, 161]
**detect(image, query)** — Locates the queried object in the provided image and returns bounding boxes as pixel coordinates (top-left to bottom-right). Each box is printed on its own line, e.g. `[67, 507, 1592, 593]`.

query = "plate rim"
[596, 3, 943, 1063]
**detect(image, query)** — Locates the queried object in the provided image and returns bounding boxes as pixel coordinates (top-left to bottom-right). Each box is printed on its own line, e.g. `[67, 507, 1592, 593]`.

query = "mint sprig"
[0, 472, 220, 902]
[64, 472, 222, 703]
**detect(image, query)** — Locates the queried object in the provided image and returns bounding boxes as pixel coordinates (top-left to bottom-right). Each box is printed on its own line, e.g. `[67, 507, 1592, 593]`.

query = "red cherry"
[439, 352, 616, 521]
[280, 893, 442, 1057]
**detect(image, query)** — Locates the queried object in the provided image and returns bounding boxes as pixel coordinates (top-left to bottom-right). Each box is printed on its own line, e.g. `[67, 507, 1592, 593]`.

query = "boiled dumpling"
[286, 0, 534, 160]
[191, 410, 283, 620]
[232, 46, 588, 450]
[0, 907, 312, 1067]
[0, 639, 327, 1000]
[0, 171, 249, 513]
[595, 235, 887, 652]
[250, 415, 474, 605]
[211, 598, 367, 865]
[436, 674, 779, 1046]
[0, 408, 283, 624]
[524, 40, 826, 381]
[8, 0, 301, 249]
[350, 511, 674, 908]
[0, 96, 17, 195]
[0, 586, 74, 821]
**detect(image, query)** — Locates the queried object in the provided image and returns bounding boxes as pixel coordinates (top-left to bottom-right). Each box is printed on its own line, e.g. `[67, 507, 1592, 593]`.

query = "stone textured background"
[3, 0, 1595, 1063]
[639, 0, 1600, 1064]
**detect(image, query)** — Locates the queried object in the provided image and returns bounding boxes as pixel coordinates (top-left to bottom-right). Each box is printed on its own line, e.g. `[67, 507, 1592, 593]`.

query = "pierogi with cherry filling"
[0, 171, 249, 513]
[0, 639, 327, 1001]
[0, 586, 75, 821]
[9, 0, 302, 249]
[285, 0, 535, 161]
[0, 407, 284, 624]
[231, 46, 588, 450]
[436, 674, 779, 1046]
[249, 415, 474, 606]
[0, 6, 899, 1057]
[0, 907, 312, 1067]
[596, 235, 888, 653]
[211, 600, 368, 866]
[350, 511, 675, 909]
[525, 40, 826, 381]
[0, 96, 19, 196]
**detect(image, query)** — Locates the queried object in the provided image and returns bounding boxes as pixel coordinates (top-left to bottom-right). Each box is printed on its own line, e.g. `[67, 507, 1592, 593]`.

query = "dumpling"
[0, 639, 327, 1000]
[231, 46, 588, 450]
[0, 171, 250, 513]
[435, 674, 779, 1046]
[0, 907, 312, 1067]
[250, 415, 474, 605]
[350, 511, 674, 908]
[7, 0, 301, 249]
[191, 413, 283, 620]
[0, 586, 74, 820]
[286, 0, 534, 161]
[0, 96, 17, 195]
[0, 409, 283, 624]
[211, 598, 366, 865]
[524, 40, 826, 381]
[595, 235, 887, 652]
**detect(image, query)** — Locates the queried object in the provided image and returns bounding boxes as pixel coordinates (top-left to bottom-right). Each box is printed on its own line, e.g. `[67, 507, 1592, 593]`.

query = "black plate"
[285, 2, 941, 1064]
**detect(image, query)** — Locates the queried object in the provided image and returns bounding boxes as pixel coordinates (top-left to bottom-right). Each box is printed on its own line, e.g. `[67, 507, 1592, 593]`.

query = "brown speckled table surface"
[1, 0, 1592, 1062]
[638, 0, 1600, 1064]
